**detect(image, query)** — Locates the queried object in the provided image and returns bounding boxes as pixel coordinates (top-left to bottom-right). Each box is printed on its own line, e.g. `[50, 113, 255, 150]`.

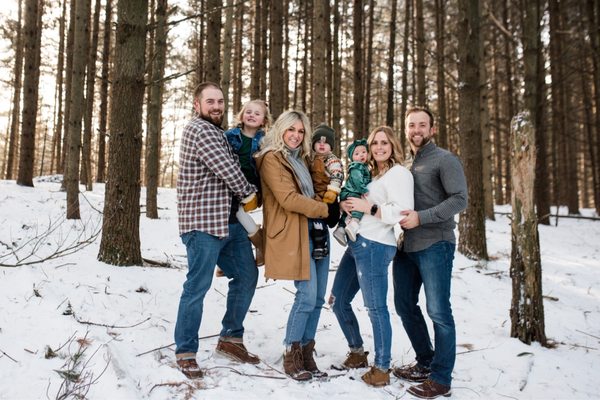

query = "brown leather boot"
[302, 340, 328, 378]
[283, 342, 312, 381]
[361, 366, 390, 387]
[248, 228, 264, 266]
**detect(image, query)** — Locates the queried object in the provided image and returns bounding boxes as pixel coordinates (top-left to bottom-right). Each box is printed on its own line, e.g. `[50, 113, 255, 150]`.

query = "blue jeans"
[330, 235, 397, 370]
[175, 223, 258, 355]
[392, 241, 456, 386]
[284, 234, 330, 346]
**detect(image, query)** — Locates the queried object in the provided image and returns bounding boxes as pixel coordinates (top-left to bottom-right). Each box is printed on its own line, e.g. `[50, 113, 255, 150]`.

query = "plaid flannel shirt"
[177, 115, 257, 237]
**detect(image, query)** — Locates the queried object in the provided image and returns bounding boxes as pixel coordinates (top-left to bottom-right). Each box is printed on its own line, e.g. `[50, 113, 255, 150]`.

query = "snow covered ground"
[0, 178, 598, 399]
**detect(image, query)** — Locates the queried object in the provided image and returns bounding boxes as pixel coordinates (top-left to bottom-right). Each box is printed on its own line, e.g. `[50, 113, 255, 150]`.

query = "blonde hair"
[259, 110, 312, 160]
[367, 126, 404, 177]
[235, 99, 272, 130]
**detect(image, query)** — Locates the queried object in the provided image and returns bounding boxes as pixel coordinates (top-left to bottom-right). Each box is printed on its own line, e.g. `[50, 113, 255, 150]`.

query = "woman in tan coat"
[255, 110, 333, 381]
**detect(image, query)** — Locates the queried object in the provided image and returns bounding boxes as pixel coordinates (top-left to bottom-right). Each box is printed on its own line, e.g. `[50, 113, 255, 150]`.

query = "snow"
[1, 179, 599, 399]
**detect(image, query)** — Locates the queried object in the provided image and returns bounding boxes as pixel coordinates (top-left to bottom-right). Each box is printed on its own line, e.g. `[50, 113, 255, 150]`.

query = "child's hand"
[323, 190, 337, 204]
[241, 193, 259, 212]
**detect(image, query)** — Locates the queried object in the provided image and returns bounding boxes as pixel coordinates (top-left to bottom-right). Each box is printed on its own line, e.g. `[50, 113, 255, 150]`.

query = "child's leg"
[236, 207, 259, 235]
[310, 219, 329, 260]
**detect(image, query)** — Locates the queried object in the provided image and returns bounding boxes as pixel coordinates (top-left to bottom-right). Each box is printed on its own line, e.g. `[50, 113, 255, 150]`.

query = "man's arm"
[417, 153, 468, 226]
[194, 124, 257, 198]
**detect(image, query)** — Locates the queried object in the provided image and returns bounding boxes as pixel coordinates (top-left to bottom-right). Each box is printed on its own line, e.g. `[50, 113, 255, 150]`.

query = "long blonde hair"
[258, 110, 312, 160]
[235, 99, 272, 130]
[367, 126, 404, 177]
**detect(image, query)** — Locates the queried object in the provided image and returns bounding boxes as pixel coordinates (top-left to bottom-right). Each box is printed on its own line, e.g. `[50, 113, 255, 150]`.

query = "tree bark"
[205, 0, 221, 84]
[509, 111, 547, 346]
[222, 0, 233, 124]
[353, 0, 364, 138]
[434, 0, 447, 150]
[269, 0, 284, 119]
[17, 0, 42, 187]
[251, 0, 261, 99]
[5, 0, 24, 180]
[457, 0, 488, 260]
[98, 0, 148, 265]
[61, 0, 77, 176]
[51, 0, 67, 175]
[65, 0, 90, 219]
[81, 0, 101, 191]
[96, 0, 112, 183]
[311, 0, 327, 124]
[385, 0, 397, 128]
[415, 0, 426, 105]
[399, 0, 411, 145]
[363, 0, 375, 134]
[145, 0, 167, 219]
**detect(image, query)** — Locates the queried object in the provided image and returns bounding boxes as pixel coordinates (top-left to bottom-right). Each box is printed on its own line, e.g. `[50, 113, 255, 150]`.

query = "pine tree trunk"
[205, 0, 221, 84]
[353, 0, 364, 138]
[17, 0, 42, 187]
[385, 0, 397, 128]
[587, 0, 600, 215]
[145, 0, 167, 220]
[5, 0, 23, 180]
[509, 111, 547, 346]
[435, 0, 447, 150]
[222, 0, 233, 124]
[502, 0, 514, 204]
[415, 0, 426, 105]
[96, 0, 112, 183]
[331, 0, 342, 157]
[399, 0, 411, 144]
[51, 0, 67, 175]
[480, 30, 494, 221]
[81, 0, 101, 191]
[363, 0, 374, 134]
[457, 0, 488, 260]
[232, 0, 243, 113]
[269, 0, 284, 119]
[65, 0, 90, 219]
[251, 0, 261, 99]
[311, 0, 326, 124]
[97, 0, 148, 266]
[525, 0, 550, 225]
[61, 0, 77, 176]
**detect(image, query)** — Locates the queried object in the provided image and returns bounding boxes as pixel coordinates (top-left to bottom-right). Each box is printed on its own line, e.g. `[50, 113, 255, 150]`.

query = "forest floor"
[0, 178, 599, 399]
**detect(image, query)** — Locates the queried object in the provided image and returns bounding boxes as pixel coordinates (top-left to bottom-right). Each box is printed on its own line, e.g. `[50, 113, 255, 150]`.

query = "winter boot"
[283, 342, 312, 381]
[361, 366, 390, 387]
[302, 340, 328, 378]
[248, 228, 265, 266]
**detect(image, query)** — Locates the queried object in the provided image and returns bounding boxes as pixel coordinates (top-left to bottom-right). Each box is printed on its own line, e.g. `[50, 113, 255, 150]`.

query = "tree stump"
[509, 111, 547, 346]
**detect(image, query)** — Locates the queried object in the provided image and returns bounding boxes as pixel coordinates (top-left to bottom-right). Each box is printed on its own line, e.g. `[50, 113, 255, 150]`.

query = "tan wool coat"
[255, 150, 328, 281]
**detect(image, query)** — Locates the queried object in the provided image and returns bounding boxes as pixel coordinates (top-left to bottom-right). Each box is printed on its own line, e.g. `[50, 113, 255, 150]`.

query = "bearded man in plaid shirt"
[174, 82, 262, 379]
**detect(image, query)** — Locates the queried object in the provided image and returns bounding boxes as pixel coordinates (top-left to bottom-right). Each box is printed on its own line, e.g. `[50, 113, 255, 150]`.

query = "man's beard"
[200, 111, 223, 127]
[410, 134, 432, 149]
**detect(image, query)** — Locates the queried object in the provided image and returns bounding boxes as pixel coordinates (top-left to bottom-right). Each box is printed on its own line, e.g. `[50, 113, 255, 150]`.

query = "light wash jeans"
[284, 234, 330, 346]
[175, 223, 258, 355]
[330, 235, 397, 370]
[392, 240, 456, 386]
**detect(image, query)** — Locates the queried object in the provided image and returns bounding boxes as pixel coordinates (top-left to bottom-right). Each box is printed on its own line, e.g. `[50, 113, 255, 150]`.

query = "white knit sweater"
[358, 165, 414, 246]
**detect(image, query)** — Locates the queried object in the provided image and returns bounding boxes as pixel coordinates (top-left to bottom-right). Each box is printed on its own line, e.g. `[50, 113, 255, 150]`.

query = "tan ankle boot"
[283, 342, 312, 381]
[248, 228, 264, 266]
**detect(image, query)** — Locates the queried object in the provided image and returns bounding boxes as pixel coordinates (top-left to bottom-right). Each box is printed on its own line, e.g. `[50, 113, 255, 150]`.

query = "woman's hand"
[344, 197, 370, 214]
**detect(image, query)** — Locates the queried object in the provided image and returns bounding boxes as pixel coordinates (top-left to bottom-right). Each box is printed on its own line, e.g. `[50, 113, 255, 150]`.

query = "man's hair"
[193, 81, 222, 100]
[405, 106, 435, 127]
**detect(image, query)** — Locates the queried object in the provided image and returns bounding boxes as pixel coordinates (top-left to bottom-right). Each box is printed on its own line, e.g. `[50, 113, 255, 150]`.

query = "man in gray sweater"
[392, 107, 468, 399]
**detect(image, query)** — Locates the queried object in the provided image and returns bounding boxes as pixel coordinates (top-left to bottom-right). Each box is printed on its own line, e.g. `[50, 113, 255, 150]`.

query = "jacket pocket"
[267, 213, 287, 239]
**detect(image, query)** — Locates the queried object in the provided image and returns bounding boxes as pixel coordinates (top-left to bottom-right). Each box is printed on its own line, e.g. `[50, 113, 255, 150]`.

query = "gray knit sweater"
[403, 141, 468, 252]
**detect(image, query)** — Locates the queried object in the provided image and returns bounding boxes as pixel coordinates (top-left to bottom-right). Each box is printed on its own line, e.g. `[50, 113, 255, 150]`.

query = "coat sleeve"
[260, 153, 328, 219]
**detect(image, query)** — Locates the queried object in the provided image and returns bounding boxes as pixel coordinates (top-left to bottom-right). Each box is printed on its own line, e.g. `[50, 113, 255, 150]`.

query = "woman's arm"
[260, 153, 328, 219]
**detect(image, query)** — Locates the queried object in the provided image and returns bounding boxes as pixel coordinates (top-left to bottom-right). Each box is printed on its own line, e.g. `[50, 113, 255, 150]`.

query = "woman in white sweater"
[330, 126, 414, 387]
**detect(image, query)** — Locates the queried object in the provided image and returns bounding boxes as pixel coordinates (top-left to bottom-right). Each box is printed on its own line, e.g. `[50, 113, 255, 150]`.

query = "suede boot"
[248, 228, 264, 266]
[302, 340, 328, 378]
[283, 342, 312, 381]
